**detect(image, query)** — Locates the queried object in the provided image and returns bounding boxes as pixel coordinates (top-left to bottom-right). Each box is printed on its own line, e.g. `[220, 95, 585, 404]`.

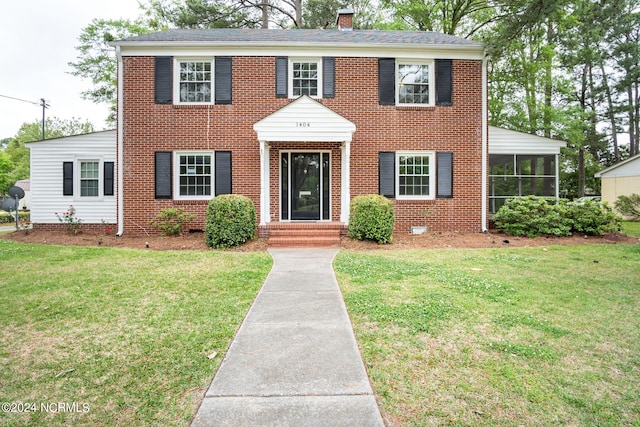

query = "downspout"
[481, 52, 489, 232]
[116, 45, 125, 236]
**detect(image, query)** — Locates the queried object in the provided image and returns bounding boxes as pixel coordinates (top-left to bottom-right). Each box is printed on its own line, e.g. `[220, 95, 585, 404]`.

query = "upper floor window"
[396, 61, 434, 106]
[175, 59, 213, 104]
[290, 59, 322, 98]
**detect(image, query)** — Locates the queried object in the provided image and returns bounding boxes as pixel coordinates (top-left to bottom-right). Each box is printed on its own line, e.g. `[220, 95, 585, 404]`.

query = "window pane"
[179, 61, 212, 103]
[80, 161, 99, 197]
[292, 61, 319, 97]
[398, 63, 430, 104]
[398, 154, 431, 197]
[178, 154, 212, 197]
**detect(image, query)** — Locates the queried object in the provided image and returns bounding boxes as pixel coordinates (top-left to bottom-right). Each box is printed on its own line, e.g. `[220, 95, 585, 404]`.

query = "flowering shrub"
[55, 205, 82, 235]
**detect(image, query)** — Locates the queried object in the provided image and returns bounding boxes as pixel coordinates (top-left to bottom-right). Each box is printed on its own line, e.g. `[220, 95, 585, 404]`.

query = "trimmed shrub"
[567, 199, 621, 235]
[348, 194, 395, 244]
[494, 196, 621, 237]
[614, 193, 640, 220]
[205, 194, 256, 249]
[0, 211, 29, 224]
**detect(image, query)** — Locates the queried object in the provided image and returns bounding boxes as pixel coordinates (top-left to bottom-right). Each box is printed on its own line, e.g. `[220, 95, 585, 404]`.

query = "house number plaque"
[296, 122, 310, 128]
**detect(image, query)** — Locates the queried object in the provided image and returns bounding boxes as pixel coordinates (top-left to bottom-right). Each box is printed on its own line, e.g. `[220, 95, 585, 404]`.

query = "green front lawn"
[622, 220, 640, 237]
[335, 244, 640, 426]
[0, 241, 271, 426]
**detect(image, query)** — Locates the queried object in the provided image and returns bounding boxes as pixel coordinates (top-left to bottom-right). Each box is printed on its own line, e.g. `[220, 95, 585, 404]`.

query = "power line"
[0, 94, 50, 140]
[0, 94, 40, 105]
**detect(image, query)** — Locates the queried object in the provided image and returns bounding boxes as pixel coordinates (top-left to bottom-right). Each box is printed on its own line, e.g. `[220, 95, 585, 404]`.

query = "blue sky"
[0, 0, 142, 139]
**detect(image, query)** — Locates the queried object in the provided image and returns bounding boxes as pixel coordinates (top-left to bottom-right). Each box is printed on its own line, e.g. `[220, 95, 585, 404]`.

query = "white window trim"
[396, 151, 436, 200]
[73, 159, 103, 200]
[396, 59, 435, 107]
[173, 151, 215, 201]
[288, 58, 323, 99]
[173, 58, 215, 105]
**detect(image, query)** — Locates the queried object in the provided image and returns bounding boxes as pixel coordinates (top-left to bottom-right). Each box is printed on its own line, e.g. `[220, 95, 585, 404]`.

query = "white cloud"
[0, 0, 142, 139]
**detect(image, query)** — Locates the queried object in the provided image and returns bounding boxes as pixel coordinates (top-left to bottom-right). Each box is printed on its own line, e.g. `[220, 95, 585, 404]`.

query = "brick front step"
[261, 222, 346, 248]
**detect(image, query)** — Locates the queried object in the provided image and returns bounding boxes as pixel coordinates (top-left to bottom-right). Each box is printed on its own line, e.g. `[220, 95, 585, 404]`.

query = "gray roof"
[114, 28, 483, 48]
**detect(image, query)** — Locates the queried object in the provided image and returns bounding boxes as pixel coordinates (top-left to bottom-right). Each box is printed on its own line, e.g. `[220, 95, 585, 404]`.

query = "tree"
[0, 118, 95, 194]
[0, 151, 14, 195]
[381, 0, 500, 37]
[68, 19, 155, 125]
[302, 0, 382, 29]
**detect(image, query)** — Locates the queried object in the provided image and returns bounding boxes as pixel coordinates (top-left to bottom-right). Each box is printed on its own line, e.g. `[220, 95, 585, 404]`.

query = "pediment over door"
[253, 95, 356, 142]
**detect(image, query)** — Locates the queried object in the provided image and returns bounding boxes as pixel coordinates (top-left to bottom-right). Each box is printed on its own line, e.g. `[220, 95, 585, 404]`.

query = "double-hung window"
[175, 152, 213, 200]
[176, 59, 213, 104]
[80, 161, 100, 197]
[397, 151, 435, 199]
[397, 61, 434, 106]
[290, 59, 322, 98]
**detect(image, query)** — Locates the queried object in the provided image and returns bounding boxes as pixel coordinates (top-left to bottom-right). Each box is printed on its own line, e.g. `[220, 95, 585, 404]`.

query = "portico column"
[340, 140, 351, 223]
[259, 140, 270, 225]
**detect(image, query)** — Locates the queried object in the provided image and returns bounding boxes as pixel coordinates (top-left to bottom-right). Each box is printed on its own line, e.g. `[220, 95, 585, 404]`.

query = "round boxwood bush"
[205, 194, 256, 249]
[348, 194, 395, 244]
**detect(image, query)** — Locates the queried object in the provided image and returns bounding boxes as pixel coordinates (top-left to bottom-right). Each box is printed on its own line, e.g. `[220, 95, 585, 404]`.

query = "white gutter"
[481, 52, 489, 232]
[116, 45, 125, 236]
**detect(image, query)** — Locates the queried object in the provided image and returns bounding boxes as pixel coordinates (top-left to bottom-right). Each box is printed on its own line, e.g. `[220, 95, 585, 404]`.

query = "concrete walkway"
[191, 249, 384, 427]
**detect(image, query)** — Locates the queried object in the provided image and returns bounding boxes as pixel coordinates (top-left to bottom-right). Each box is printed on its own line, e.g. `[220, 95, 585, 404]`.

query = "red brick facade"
[120, 55, 484, 235]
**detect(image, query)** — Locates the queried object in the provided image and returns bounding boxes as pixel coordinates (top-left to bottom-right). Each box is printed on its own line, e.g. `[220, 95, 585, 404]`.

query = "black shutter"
[63, 162, 73, 196]
[323, 57, 335, 98]
[275, 57, 288, 98]
[104, 162, 114, 196]
[435, 59, 453, 106]
[155, 56, 173, 104]
[215, 151, 232, 196]
[436, 152, 453, 198]
[215, 56, 232, 104]
[379, 152, 396, 198]
[155, 152, 172, 199]
[378, 58, 396, 105]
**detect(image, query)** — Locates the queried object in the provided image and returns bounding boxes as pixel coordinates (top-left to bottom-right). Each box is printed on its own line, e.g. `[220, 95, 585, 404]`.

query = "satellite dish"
[2, 198, 18, 213]
[8, 186, 25, 200]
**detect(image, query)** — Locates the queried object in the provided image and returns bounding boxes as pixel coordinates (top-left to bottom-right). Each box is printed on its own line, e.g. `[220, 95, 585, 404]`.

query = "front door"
[281, 152, 330, 221]
[291, 153, 320, 220]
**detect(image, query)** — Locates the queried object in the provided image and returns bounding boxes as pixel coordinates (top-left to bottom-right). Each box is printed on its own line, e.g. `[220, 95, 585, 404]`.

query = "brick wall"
[121, 55, 484, 234]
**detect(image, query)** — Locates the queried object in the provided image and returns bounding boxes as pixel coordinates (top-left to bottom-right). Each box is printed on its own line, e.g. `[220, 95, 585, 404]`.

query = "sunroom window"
[489, 154, 558, 213]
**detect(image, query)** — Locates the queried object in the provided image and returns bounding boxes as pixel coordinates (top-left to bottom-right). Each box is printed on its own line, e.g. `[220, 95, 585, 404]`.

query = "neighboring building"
[488, 126, 566, 213]
[26, 130, 116, 229]
[111, 9, 489, 238]
[595, 154, 640, 211]
[13, 179, 31, 211]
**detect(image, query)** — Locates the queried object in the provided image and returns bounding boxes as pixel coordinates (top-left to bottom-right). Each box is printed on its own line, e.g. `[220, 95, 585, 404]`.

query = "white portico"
[253, 96, 356, 225]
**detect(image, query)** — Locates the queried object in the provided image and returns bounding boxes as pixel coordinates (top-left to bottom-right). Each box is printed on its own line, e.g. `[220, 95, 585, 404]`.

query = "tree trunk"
[599, 61, 619, 161]
[578, 148, 585, 198]
[543, 20, 553, 138]
[262, 0, 269, 28]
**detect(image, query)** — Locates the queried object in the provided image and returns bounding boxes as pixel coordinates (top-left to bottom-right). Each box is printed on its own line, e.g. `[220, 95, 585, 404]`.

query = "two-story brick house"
[110, 10, 488, 242]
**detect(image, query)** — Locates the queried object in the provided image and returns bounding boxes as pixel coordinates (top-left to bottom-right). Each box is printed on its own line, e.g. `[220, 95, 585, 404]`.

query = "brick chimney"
[336, 8, 354, 31]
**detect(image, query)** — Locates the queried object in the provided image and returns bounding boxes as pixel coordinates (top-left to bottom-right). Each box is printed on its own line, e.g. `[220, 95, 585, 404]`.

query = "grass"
[0, 241, 272, 426]
[335, 244, 640, 426]
[622, 220, 640, 237]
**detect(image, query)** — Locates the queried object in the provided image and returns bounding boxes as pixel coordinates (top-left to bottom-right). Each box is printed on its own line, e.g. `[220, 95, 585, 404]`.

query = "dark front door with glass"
[281, 152, 330, 221]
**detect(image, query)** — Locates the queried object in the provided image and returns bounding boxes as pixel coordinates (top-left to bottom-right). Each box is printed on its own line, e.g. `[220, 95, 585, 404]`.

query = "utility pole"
[40, 98, 49, 140]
